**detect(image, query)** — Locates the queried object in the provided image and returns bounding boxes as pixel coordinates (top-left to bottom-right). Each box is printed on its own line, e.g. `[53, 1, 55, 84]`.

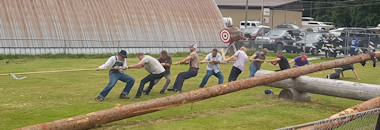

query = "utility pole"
[260, 0, 263, 22]
[244, 0, 248, 28]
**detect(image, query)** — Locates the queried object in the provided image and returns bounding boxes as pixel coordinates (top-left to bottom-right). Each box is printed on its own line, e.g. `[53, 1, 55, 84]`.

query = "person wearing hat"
[126, 53, 166, 98]
[266, 52, 290, 71]
[349, 35, 359, 56]
[224, 46, 248, 82]
[95, 50, 135, 101]
[289, 55, 310, 67]
[248, 48, 268, 77]
[199, 49, 224, 88]
[167, 44, 199, 93]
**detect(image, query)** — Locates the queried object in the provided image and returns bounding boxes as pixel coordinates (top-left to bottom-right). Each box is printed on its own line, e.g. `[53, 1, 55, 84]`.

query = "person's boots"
[119, 94, 130, 99]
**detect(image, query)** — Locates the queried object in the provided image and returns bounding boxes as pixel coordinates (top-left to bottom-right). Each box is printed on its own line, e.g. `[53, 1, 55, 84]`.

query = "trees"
[303, 0, 380, 27]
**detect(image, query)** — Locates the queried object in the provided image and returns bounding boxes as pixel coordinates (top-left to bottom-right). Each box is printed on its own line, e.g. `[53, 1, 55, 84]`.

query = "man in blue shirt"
[289, 55, 310, 67]
[199, 49, 224, 88]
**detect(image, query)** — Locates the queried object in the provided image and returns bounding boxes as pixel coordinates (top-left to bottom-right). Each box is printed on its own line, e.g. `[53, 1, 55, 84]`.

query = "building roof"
[215, 0, 298, 8]
[0, 0, 225, 42]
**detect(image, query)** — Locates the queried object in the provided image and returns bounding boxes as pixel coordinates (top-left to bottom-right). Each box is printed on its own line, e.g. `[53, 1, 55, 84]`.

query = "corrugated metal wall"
[0, 0, 226, 54]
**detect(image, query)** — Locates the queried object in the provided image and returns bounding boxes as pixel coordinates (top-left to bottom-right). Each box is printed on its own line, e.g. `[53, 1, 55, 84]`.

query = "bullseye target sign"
[220, 29, 231, 43]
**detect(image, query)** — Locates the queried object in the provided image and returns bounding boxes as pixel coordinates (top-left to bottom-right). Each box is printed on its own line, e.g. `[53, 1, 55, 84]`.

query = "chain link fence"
[0, 39, 228, 54]
[277, 108, 380, 130]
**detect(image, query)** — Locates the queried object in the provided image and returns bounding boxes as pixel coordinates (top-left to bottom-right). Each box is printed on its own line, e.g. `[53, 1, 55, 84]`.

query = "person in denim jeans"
[248, 48, 268, 77]
[95, 50, 135, 101]
[199, 49, 224, 88]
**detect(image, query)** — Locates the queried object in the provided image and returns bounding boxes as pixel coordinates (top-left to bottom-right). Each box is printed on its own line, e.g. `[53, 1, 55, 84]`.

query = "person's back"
[142, 55, 165, 74]
[233, 50, 248, 71]
[278, 55, 290, 70]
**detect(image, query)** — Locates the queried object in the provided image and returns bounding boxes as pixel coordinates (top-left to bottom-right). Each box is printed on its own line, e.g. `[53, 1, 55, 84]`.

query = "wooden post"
[19, 52, 380, 130]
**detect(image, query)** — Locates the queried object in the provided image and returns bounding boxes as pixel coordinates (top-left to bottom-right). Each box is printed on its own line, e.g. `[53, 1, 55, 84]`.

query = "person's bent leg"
[145, 73, 165, 94]
[119, 74, 135, 96]
[329, 70, 341, 79]
[199, 70, 213, 88]
[215, 71, 224, 84]
[135, 74, 152, 97]
[160, 74, 171, 93]
[98, 72, 120, 99]
[175, 68, 198, 92]
[249, 64, 258, 78]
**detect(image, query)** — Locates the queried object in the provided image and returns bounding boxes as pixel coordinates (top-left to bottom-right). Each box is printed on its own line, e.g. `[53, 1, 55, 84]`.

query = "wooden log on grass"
[255, 70, 380, 101]
[19, 52, 380, 130]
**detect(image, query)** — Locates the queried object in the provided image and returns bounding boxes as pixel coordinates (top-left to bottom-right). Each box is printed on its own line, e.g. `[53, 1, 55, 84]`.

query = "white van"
[240, 21, 266, 29]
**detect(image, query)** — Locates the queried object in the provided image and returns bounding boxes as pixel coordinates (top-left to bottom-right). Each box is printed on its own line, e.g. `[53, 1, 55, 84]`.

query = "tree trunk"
[19, 52, 380, 130]
[255, 70, 380, 101]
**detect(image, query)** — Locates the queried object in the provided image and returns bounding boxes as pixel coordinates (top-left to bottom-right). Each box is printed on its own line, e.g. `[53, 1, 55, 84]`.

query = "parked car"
[255, 28, 303, 52]
[241, 27, 271, 41]
[293, 32, 324, 54]
[274, 24, 300, 29]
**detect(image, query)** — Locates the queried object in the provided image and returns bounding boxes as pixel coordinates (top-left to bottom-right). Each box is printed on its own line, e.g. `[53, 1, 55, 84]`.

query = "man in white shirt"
[127, 53, 166, 98]
[95, 50, 135, 101]
[199, 49, 224, 88]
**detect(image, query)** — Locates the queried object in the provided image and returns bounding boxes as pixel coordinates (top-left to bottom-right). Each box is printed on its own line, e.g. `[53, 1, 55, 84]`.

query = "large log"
[19, 52, 380, 130]
[255, 70, 380, 101]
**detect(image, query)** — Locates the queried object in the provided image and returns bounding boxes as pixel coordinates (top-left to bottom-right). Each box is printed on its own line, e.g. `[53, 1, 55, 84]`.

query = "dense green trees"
[302, 0, 380, 27]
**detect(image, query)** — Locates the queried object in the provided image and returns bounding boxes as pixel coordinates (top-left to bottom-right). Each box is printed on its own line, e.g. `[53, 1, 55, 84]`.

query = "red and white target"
[220, 29, 231, 43]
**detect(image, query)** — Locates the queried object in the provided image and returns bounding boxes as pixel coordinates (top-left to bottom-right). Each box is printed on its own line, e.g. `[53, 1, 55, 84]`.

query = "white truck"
[239, 21, 268, 29]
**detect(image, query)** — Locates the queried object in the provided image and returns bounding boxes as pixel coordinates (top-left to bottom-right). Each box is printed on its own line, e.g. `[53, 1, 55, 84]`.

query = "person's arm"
[162, 57, 172, 67]
[306, 60, 310, 65]
[201, 54, 211, 64]
[213, 55, 222, 64]
[126, 61, 145, 69]
[352, 69, 360, 80]
[288, 59, 295, 64]
[174, 56, 192, 65]
[97, 57, 116, 71]
[224, 54, 237, 62]
[249, 54, 257, 62]
[341, 71, 344, 77]
[266, 58, 281, 65]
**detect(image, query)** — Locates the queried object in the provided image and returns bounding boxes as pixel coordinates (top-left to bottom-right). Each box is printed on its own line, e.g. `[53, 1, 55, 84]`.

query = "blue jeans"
[98, 71, 135, 99]
[249, 64, 259, 78]
[199, 70, 224, 88]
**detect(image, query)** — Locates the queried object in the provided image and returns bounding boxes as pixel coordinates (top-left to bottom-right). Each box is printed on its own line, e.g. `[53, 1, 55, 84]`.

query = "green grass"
[0, 52, 378, 129]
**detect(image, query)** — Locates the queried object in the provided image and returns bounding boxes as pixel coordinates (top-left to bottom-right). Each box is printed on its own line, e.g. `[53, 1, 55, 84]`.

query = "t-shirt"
[293, 56, 310, 66]
[189, 51, 199, 68]
[205, 53, 222, 73]
[278, 56, 290, 70]
[340, 64, 354, 71]
[233, 50, 248, 71]
[141, 55, 165, 74]
[158, 56, 172, 75]
[251, 52, 266, 69]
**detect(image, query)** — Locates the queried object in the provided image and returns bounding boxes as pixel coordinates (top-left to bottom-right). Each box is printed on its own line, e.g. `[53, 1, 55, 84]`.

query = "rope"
[0, 68, 97, 76]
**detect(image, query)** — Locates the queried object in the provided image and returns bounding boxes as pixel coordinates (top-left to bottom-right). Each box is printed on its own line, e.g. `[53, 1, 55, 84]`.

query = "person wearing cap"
[224, 46, 248, 82]
[327, 64, 360, 80]
[267, 52, 290, 71]
[95, 50, 135, 101]
[199, 49, 224, 88]
[289, 55, 310, 67]
[167, 44, 199, 93]
[248, 48, 268, 77]
[127, 53, 166, 98]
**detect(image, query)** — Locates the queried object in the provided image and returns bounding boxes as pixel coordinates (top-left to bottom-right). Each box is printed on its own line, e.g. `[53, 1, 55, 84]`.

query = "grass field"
[0, 52, 379, 129]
